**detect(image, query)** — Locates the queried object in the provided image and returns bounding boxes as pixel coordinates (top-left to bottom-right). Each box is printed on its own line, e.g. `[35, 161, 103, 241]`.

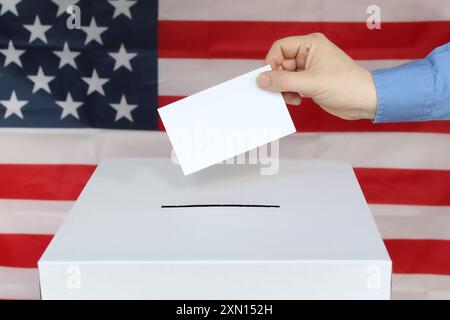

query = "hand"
[257, 33, 378, 120]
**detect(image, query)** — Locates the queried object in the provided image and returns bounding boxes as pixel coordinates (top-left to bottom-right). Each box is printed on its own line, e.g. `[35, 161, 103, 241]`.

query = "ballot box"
[39, 158, 391, 300]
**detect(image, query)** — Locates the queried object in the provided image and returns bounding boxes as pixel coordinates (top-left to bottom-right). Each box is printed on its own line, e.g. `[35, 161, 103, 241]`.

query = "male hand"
[257, 33, 377, 120]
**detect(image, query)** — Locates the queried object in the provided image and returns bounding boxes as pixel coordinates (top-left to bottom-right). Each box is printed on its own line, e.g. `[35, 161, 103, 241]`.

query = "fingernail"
[257, 73, 270, 88]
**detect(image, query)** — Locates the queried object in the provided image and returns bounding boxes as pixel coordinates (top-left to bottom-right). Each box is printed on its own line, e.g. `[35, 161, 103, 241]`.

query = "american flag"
[0, 0, 450, 300]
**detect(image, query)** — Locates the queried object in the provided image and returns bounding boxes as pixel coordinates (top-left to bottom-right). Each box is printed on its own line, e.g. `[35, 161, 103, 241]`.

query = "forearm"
[372, 43, 450, 123]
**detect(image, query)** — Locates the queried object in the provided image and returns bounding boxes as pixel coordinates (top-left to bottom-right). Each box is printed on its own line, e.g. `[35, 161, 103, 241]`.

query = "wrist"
[360, 67, 378, 120]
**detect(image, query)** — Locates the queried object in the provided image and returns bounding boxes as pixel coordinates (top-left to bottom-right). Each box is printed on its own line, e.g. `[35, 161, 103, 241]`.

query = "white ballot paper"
[158, 65, 296, 175]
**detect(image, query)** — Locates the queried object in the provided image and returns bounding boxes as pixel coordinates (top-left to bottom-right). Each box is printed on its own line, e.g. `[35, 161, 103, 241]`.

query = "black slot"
[161, 204, 280, 209]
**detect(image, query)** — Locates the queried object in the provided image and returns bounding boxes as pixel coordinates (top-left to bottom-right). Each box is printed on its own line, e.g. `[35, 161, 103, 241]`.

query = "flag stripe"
[0, 200, 72, 235]
[287, 101, 450, 134]
[385, 239, 450, 275]
[0, 164, 95, 201]
[2, 200, 450, 240]
[158, 21, 450, 60]
[1, 268, 449, 300]
[159, 96, 450, 134]
[1, 201, 450, 242]
[158, 58, 412, 96]
[391, 274, 450, 300]
[159, 0, 450, 22]
[2, 130, 450, 170]
[372, 204, 450, 240]
[0, 164, 449, 205]
[354, 168, 450, 205]
[0, 267, 40, 300]
[0, 128, 173, 164]
[1, 234, 449, 277]
[0, 234, 53, 268]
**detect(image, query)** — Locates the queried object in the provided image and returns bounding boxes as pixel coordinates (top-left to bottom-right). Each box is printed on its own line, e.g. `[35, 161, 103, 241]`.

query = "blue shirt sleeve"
[372, 42, 450, 123]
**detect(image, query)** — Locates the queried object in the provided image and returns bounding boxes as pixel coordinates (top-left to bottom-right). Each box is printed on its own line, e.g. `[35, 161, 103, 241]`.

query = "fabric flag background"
[1, 0, 450, 299]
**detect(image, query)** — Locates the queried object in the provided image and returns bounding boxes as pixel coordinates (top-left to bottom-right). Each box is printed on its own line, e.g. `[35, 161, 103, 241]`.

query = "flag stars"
[81, 17, 108, 45]
[82, 69, 109, 95]
[0, 91, 28, 119]
[0, 41, 25, 68]
[53, 42, 80, 69]
[108, 0, 137, 19]
[0, 3, 149, 127]
[56, 93, 83, 120]
[0, 0, 22, 16]
[24, 16, 52, 44]
[109, 44, 137, 71]
[28, 67, 55, 94]
[109, 95, 138, 122]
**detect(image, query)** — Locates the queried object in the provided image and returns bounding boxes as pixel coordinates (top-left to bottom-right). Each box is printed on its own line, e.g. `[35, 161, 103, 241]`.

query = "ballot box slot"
[161, 204, 280, 209]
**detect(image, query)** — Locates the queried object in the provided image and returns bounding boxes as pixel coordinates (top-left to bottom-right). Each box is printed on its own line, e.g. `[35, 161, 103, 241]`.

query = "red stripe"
[1, 165, 450, 206]
[354, 168, 450, 206]
[158, 21, 450, 60]
[0, 164, 96, 201]
[159, 96, 450, 134]
[0, 234, 53, 268]
[385, 239, 450, 275]
[289, 100, 450, 134]
[0, 234, 448, 276]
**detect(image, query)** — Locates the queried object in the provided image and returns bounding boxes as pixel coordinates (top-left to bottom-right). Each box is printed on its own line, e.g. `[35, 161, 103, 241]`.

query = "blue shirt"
[372, 42, 450, 123]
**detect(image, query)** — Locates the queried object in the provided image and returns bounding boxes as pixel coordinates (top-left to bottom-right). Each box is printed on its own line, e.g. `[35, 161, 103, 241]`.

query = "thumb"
[257, 70, 315, 95]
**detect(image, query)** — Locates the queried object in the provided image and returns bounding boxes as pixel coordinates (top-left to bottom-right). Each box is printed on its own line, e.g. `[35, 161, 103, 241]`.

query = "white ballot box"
[39, 158, 391, 300]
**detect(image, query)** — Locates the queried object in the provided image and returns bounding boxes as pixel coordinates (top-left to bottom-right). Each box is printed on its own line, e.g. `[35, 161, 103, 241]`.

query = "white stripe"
[371, 205, 450, 240]
[392, 274, 450, 300]
[280, 133, 450, 170]
[0, 267, 448, 300]
[1, 130, 450, 170]
[0, 267, 40, 300]
[0, 200, 71, 235]
[158, 58, 410, 96]
[0, 128, 172, 164]
[159, 0, 450, 22]
[2, 201, 450, 242]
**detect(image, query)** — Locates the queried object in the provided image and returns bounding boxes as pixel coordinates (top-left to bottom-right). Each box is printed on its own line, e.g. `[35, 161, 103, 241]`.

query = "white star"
[0, 41, 25, 67]
[109, 44, 137, 71]
[109, 95, 138, 122]
[24, 16, 52, 44]
[0, 0, 21, 16]
[51, 0, 79, 17]
[55, 93, 83, 120]
[28, 67, 55, 94]
[82, 69, 109, 95]
[53, 42, 80, 69]
[81, 18, 108, 45]
[0, 91, 27, 119]
[108, 0, 137, 19]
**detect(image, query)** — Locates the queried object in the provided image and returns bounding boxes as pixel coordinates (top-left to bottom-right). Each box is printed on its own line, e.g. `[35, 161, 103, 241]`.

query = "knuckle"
[312, 32, 327, 41]
[282, 36, 298, 42]
[273, 36, 298, 47]
[272, 38, 284, 47]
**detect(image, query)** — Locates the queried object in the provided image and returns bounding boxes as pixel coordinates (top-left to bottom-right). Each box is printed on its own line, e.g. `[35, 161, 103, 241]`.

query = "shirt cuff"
[372, 60, 435, 123]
